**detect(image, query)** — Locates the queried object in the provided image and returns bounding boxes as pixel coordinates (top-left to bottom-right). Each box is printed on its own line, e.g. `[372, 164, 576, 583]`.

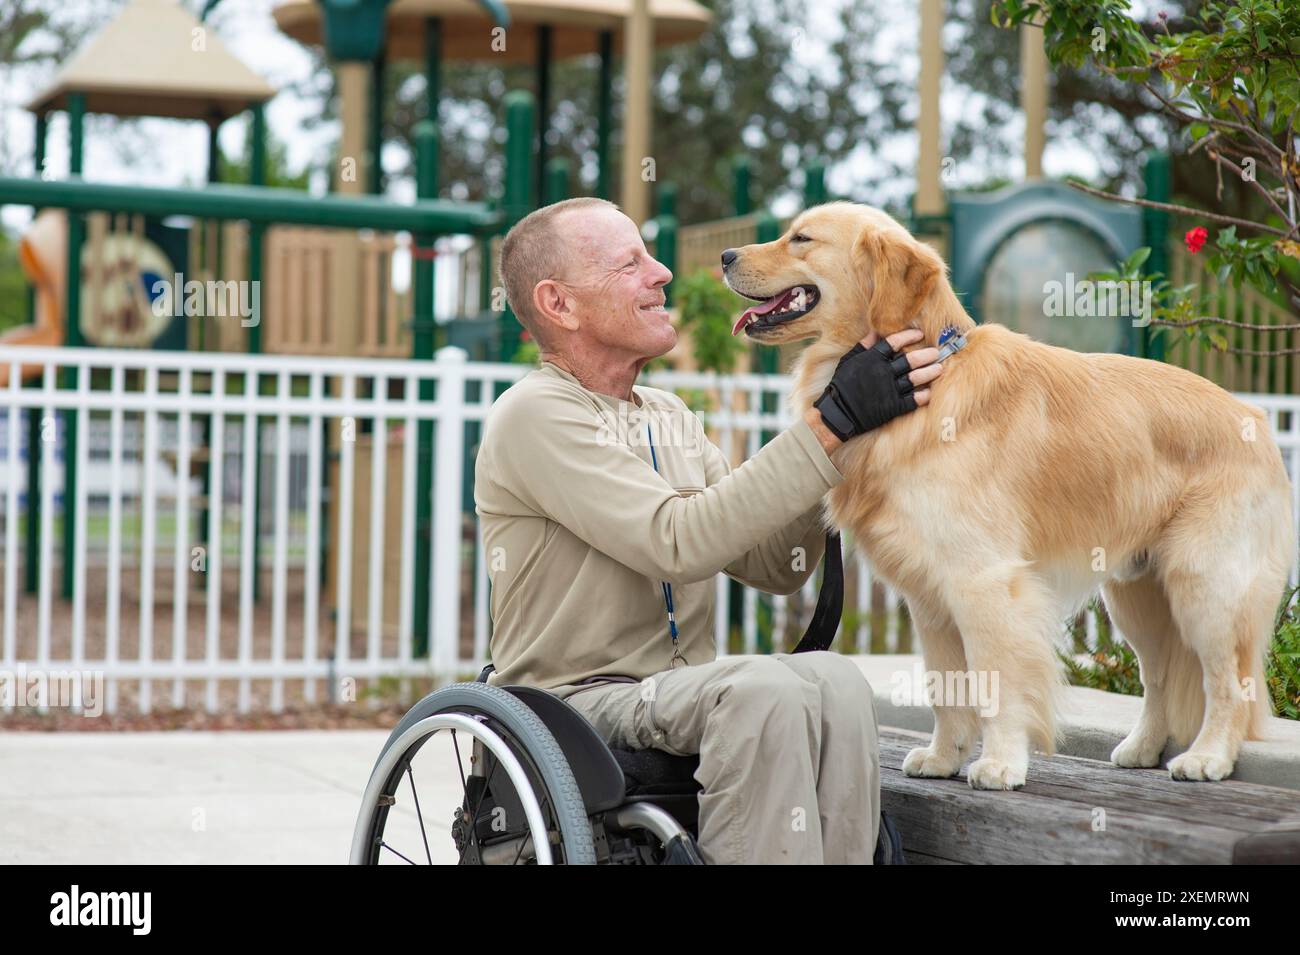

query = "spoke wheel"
[350, 683, 596, 865]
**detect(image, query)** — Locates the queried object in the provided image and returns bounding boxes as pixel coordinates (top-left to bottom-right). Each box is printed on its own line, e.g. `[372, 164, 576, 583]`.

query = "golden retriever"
[722, 201, 1294, 789]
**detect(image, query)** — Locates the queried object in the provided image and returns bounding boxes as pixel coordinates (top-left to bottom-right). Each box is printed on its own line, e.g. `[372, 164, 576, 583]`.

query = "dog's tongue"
[731, 291, 788, 335]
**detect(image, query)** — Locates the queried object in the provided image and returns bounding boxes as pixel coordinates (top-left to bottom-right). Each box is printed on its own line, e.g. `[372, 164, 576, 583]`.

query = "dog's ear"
[854, 228, 943, 336]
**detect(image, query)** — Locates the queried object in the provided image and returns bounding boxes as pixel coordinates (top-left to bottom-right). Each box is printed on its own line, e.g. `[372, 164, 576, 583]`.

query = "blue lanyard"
[646, 421, 684, 665]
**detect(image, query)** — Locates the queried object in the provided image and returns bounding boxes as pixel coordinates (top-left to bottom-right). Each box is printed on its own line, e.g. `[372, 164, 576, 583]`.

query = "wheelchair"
[349, 664, 905, 865]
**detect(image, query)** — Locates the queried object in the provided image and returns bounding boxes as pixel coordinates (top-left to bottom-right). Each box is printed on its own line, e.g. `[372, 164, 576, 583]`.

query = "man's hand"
[804, 329, 943, 454]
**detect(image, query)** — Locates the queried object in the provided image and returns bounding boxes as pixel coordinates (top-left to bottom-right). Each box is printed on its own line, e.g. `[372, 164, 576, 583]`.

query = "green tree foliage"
[675, 268, 746, 373]
[992, 0, 1300, 341]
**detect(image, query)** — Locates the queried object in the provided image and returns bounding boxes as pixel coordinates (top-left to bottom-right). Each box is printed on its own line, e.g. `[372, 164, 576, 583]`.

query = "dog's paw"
[1110, 733, 1165, 768]
[902, 746, 961, 779]
[1168, 751, 1233, 782]
[966, 757, 1025, 791]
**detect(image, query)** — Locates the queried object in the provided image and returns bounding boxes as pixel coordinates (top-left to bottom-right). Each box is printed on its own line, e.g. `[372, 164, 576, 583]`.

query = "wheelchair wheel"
[350, 683, 597, 865]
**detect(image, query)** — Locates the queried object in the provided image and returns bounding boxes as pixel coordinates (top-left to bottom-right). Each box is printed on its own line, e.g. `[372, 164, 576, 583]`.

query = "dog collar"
[936, 324, 968, 361]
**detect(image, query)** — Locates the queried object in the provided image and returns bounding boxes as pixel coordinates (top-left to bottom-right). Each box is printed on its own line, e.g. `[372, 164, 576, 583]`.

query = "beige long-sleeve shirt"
[474, 360, 844, 698]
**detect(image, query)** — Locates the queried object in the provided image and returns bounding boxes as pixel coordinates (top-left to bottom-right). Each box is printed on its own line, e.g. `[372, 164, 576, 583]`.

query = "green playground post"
[425, 17, 442, 130]
[535, 25, 553, 210]
[479, 192, 497, 321]
[1141, 151, 1170, 365]
[752, 208, 782, 651]
[248, 103, 266, 600]
[803, 160, 826, 208]
[24, 111, 47, 595]
[755, 210, 781, 448]
[61, 92, 85, 600]
[656, 182, 677, 307]
[412, 119, 438, 656]
[544, 156, 570, 206]
[755, 210, 780, 378]
[596, 30, 613, 200]
[731, 156, 752, 216]
[368, 50, 387, 196]
[498, 91, 534, 362]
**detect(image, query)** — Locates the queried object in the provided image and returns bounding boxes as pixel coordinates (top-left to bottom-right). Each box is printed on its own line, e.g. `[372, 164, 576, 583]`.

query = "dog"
[721, 201, 1294, 789]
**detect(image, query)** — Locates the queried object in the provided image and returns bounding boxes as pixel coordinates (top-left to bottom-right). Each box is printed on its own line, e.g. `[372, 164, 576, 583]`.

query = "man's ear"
[853, 229, 942, 336]
[532, 279, 580, 333]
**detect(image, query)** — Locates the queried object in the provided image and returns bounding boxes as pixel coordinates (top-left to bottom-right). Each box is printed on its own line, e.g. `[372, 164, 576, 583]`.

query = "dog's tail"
[1162, 637, 1206, 749]
[1162, 587, 1278, 749]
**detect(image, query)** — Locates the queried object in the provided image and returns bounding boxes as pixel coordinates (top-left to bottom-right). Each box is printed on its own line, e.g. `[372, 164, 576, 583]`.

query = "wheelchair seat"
[503, 684, 702, 826]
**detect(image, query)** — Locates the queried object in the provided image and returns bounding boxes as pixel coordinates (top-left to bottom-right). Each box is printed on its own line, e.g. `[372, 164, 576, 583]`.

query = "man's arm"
[702, 429, 830, 595]
[480, 384, 844, 586]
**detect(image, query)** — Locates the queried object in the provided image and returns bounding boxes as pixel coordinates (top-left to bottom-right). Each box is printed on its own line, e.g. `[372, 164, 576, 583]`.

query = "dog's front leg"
[949, 563, 1062, 791]
[901, 602, 980, 779]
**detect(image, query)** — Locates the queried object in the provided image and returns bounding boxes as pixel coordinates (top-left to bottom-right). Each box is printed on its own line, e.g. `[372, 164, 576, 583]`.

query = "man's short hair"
[498, 197, 618, 341]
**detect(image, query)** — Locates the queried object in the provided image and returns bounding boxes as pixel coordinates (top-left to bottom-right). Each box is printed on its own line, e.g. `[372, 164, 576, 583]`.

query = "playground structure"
[1, 0, 1298, 718]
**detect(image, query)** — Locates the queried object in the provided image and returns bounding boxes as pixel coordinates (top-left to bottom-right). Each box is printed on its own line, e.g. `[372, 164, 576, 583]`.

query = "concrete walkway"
[0, 730, 390, 864]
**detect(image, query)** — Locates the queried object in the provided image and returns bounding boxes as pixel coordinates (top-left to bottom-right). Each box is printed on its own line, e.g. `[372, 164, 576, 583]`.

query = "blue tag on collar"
[936, 324, 967, 360]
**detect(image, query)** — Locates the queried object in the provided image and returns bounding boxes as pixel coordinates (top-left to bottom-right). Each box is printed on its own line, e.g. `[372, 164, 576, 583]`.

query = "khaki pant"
[559, 652, 881, 865]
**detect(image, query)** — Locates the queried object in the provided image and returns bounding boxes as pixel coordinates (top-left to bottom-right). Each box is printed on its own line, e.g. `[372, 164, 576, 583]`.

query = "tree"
[992, 0, 1300, 352]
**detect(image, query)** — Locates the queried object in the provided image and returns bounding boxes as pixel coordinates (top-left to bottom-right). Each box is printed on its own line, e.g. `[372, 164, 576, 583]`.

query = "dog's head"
[722, 201, 957, 348]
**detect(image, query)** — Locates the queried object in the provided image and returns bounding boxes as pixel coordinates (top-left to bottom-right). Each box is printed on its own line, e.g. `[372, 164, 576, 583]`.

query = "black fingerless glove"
[814, 339, 919, 441]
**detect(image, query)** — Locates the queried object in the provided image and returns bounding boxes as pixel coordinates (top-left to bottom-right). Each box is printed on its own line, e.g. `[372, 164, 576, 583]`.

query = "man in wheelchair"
[475, 197, 943, 864]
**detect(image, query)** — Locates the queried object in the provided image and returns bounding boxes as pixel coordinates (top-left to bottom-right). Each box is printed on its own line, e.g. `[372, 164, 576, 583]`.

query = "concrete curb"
[847, 654, 1300, 792]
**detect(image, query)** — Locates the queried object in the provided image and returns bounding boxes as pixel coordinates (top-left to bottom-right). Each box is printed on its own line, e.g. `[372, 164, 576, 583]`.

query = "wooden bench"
[879, 728, 1300, 864]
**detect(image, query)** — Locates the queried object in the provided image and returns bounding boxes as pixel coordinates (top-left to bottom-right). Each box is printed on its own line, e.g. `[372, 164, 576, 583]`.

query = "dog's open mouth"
[731, 285, 820, 336]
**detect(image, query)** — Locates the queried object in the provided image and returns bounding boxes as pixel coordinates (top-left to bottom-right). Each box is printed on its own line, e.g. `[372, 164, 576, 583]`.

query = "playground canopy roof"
[25, 0, 277, 122]
[272, 0, 713, 63]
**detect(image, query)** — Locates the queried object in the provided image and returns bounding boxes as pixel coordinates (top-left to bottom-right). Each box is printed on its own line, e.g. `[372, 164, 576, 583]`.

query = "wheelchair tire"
[350, 682, 596, 865]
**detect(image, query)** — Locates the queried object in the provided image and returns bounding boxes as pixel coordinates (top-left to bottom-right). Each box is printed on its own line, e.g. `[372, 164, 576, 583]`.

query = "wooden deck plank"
[879, 728, 1300, 865]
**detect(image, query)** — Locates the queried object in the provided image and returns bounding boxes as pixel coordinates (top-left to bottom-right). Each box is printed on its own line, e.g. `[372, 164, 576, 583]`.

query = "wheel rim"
[350, 712, 558, 865]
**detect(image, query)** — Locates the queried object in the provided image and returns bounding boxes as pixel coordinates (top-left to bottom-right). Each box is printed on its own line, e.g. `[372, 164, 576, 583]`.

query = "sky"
[0, 0, 1116, 234]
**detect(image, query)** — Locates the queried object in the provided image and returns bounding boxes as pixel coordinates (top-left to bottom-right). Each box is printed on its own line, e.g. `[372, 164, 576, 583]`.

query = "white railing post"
[431, 346, 467, 678]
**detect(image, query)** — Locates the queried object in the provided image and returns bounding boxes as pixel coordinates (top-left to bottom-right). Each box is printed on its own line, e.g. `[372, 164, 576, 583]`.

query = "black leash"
[793, 531, 844, 653]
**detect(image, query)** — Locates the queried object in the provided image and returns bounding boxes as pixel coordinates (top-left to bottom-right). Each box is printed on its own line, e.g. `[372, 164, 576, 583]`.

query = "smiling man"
[475, 196, 943, 865]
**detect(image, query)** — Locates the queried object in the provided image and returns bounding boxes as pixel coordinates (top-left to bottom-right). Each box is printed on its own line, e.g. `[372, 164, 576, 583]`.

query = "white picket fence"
[2, 344, 1299, 715]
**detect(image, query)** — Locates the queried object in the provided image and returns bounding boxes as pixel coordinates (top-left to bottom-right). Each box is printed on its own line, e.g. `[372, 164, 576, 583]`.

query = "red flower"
[1185, 226, 1208, 254]
[519, 329, 532, 342]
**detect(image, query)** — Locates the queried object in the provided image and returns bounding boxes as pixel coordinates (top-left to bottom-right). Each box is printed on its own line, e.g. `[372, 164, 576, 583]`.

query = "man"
[475, 197, 943, 864]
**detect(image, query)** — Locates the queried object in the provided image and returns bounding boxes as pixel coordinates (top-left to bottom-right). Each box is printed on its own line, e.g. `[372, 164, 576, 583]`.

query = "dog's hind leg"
[1157, 489, 1288, 781]
[1101, 573, 1181, 768]
[948, 560, 1063, 791]
[901, 599, 981, 779]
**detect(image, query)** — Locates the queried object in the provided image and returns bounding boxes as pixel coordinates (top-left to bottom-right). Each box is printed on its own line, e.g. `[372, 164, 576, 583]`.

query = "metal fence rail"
[3, 344, 1299, 715]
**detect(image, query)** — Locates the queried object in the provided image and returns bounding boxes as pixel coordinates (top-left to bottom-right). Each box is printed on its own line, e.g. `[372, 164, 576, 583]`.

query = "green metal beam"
[0, 176, 501, 235]
[535, 24, 552, 208]
[412, 119, 438, 657]
[498, 91, 534, 361]
[657, 182, 677, 307]
[368, 51, 386, 195]
[544, 156, 570, 206]
[25, 112, 47, 596]
[596, 30, 613, 200]
[62, 92, 85, 600]
[732, 156, 752, 216]
[425, 17, 442, 133]
[248, 104, 267, 600]
[1142, 151, 1170, 364]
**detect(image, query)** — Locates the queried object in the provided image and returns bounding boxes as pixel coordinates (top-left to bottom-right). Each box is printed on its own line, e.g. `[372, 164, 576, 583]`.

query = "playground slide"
[0, 208, 66, 388]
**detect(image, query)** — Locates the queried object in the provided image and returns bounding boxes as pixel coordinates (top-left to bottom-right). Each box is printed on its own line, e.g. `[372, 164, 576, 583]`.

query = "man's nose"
[720, 248, 738, 269]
